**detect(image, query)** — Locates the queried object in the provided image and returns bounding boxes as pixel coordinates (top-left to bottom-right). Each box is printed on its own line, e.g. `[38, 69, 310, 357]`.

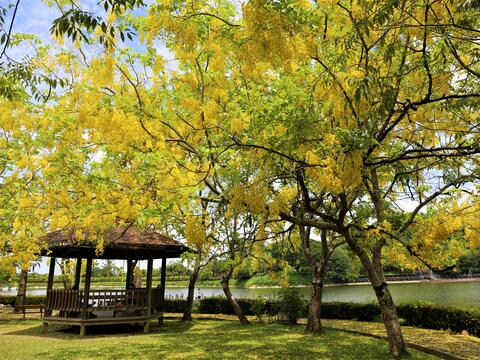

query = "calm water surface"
[2, 280, 479, 309]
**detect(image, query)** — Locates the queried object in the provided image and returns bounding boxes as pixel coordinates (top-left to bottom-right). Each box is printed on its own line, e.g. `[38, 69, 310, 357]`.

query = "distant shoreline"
[248, 277, 480, 288]
[1, 277, 479, 292]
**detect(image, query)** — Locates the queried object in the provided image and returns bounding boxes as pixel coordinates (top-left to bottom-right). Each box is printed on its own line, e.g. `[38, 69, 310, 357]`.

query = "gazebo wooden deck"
[40, 227, 188, 336]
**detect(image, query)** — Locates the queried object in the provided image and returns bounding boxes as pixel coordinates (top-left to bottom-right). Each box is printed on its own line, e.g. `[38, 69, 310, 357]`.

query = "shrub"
[251, 297, 266, 321]
[278, 287, 305, 324]
[164, 299, 187, 313]
[397, 303, 480, 337]
[198, 296, 257, 315]
[0, 295, 15, 305]
[264, 299, 281, 316]
[321, 302, 380, 321]
[0, 295, 45, 305]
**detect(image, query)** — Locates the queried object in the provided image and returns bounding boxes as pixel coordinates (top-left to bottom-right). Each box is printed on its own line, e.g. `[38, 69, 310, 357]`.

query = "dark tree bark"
[300, 226, 331, 333]
[126, 260, 139, 288]
[182, 263, 200, 321]
[221, 266, 250, 325]
[14, 269, 28, 310]
[362, 168, 407, 359]
[306, 262, 327, 332]
[343, 230, 407, 359]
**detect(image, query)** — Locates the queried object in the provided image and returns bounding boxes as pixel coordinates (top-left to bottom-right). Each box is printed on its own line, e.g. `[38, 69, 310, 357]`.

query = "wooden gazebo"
[40, 227, 187, 336]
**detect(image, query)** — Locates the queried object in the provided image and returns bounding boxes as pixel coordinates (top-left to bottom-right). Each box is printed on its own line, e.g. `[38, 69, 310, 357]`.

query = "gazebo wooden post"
[80, 257, 92, 336]
[158, 257, 167, 327]
[73, 257, 82, 289]
[126, 260, 133, 289]
[43, 257, 56, 331]
[144, 258, 153, 333]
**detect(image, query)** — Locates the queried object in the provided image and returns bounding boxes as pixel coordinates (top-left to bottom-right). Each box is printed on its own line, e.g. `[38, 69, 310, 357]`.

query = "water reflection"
[2, 280, 479, 309]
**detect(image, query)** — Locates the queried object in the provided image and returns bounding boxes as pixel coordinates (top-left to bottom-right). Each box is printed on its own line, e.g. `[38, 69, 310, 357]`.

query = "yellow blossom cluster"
[184, 215, 207, 249]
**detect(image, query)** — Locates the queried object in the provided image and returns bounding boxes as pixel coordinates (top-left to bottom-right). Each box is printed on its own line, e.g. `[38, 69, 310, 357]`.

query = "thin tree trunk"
[14, 269, 28, 310]
[300, 226, 330, 333]
[182, 264, 200, 321]
[372, 256, 406, 359]
[221, 267, 250, 325]
[306, 263, 325, 333]
[61, 259, 72, 290]
[343, 230, 407, 359]
[362, 169, 407, 358]
[372, 280, 406, 359]
[134, 271, 142, 288]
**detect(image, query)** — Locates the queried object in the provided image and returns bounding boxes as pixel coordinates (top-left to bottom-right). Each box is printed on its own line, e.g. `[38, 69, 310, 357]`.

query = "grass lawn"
[0, 317, 437, 360]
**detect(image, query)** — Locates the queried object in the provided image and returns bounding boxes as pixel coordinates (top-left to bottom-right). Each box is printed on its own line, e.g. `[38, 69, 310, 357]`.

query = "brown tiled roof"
[45, 227, 180, 247]
[41, 227, 187, 259]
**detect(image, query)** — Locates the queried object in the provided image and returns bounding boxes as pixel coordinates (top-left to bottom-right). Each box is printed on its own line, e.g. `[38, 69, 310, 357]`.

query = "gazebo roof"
[40, 227, 188, 260]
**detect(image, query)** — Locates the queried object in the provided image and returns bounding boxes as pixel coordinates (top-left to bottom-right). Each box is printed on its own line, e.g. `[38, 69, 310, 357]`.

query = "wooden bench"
[15, 304, 45, 320]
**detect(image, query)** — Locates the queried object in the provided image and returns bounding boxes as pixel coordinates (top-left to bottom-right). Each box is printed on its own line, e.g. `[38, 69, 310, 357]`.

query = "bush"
[397, 303, 480, 337]
[164, 299, 187, 313]
[197, 296, 282, 317]
[321, 302, 380, 321]
[278, 287, 305, 324]
[198, 296, 255, 315]
[251, 297, 266, 321]
[0, 295, 45, 305]
[0, 295, 15, 305]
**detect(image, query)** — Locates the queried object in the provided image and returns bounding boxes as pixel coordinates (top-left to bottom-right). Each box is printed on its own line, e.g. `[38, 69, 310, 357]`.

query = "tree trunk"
[221, 267, 250, 325]
[362, 169, 407, 358]
[372, 254, 406, 359]
[306, 263, 325, 333]
[300, 226, 329, 334]
[182, 264, 200, 321]
[60, 259, 72, 290]
[373, 281, 406, 359]
[343, 230, 407, 359]
[15, 269, 28, 310]
[134, 271, 142, 288]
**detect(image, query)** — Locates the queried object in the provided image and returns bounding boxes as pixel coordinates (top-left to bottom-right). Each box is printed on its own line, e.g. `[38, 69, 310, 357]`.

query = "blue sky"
[15, 1, 58, 39]
[9, 1, 176, 75]
[6, 1, 174, 274]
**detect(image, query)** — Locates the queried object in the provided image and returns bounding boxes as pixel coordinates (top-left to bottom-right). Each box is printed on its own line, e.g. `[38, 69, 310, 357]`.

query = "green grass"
[0, 317, 437, 359]
[243, 272, 311, 287]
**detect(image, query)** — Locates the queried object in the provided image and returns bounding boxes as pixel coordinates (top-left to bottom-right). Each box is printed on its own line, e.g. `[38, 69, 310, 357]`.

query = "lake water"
[1, 280, 479, 309]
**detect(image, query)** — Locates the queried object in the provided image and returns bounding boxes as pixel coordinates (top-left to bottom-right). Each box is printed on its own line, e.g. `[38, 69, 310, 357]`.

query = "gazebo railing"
[45, 288, 163, 313]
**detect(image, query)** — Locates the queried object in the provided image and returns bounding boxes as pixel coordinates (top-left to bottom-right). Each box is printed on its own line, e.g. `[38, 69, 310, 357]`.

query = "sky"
[6, 1, 176, 274]
[15, 1, 58, 39]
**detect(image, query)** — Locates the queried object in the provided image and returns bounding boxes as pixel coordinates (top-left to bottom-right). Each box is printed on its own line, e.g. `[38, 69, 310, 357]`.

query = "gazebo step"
[44, 313, 162, 326]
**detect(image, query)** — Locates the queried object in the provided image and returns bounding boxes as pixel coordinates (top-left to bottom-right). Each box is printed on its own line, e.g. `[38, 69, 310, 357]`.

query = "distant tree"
[456, 248, 480, 274]
[166, 261, 190, 277]
[326, 246, 361, 283]
[0, 267, 10, 285]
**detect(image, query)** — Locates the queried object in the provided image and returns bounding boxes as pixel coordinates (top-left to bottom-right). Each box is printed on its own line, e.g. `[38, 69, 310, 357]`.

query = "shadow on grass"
[4, 319, 195, 339]
[2, 319, 433, 359]
[36, 323, 363, 359]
